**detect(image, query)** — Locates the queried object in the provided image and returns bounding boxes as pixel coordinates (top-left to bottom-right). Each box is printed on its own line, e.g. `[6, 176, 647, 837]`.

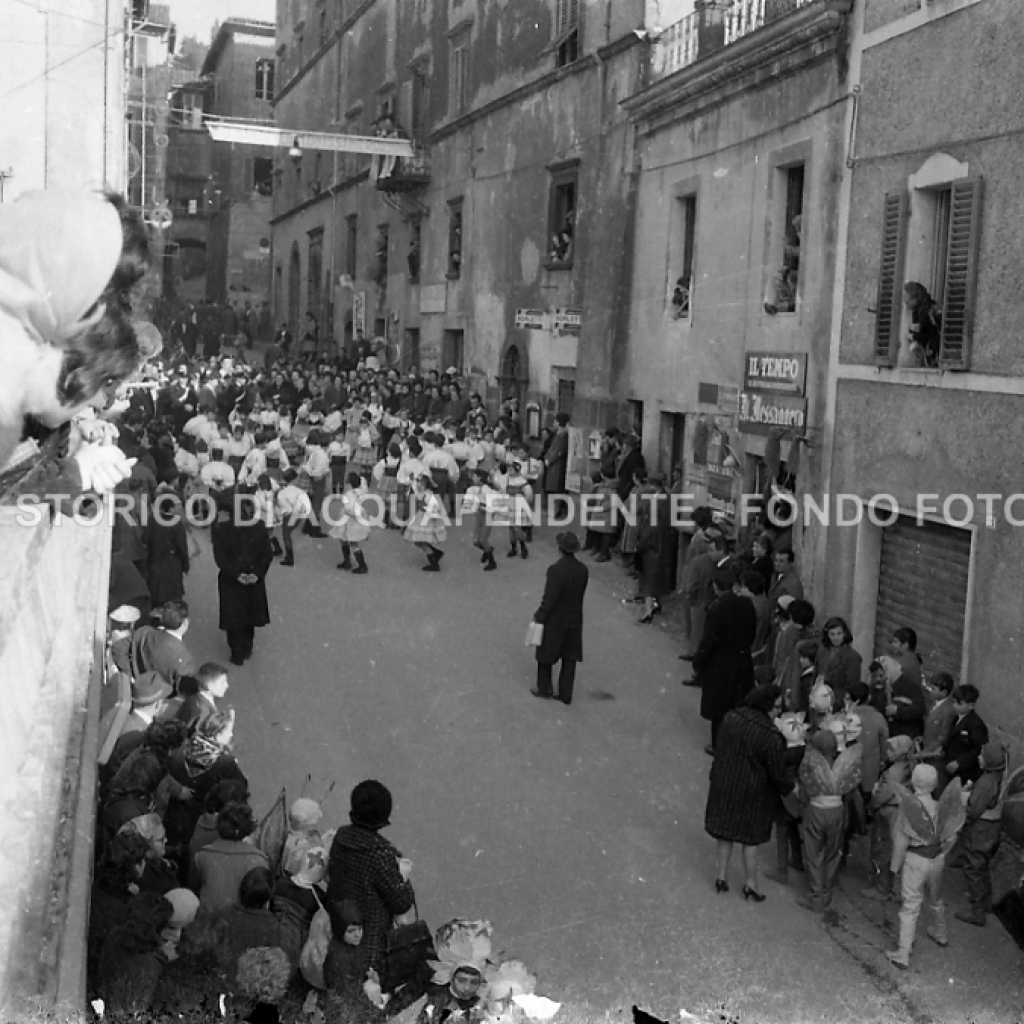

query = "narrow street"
[182, 516, 1023, 1023]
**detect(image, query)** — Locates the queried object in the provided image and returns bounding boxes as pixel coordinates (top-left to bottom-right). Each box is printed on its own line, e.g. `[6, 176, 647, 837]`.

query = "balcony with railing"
[373, 131, 431, 193]
[652, 0, 820, 81]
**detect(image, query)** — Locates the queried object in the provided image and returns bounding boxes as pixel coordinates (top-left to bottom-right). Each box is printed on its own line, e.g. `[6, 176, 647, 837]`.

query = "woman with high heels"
[704, 684, 793, 901]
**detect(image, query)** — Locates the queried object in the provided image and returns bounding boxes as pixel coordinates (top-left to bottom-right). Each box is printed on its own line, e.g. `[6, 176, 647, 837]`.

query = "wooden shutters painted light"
[938, 177, 983, 370]
[874, 191, 908, 367]
[557, 0, 580, 34]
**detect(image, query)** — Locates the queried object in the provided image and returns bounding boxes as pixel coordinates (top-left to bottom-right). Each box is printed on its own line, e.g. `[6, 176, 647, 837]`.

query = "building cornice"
[623, 1, 851, 131]
[269, 169, 369, 226]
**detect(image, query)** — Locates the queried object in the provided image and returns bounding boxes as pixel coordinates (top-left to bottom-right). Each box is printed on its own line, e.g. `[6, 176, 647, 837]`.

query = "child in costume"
[329, 472, 371, 574]
[955, 740, 1007, 926]
[861, 734, 916, 901]
[372, 442, 402, 529]
[466, 467, 498, 572]
[282, 798, 324, 876]
[404, 475, 447, 572]
[795, 726, 861, 913]
[886, 763, 965, 968]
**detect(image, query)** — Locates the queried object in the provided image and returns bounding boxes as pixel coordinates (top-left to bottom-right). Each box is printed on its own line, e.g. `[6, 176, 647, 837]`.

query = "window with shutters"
[449, 32, 471, 116]
[881, 159, 983, 371]
[554, 0, 581, 67]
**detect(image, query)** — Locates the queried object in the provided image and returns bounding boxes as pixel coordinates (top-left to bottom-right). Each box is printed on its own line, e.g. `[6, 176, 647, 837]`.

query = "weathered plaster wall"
[825, 379, 1024, 734]
[840, 1, 1024, 373]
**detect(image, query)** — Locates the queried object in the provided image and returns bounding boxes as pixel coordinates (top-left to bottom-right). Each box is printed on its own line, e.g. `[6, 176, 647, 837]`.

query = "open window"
[765, 163, 804, 315]
[253, 157, 274, 196]
[407, 218, 422, 283]
[667, 192, 697, 320]
[875, 155, 984, 370]
[554, 0, 580, 67]
[447, 199, 464, 278]
[547, 161, 578, 269]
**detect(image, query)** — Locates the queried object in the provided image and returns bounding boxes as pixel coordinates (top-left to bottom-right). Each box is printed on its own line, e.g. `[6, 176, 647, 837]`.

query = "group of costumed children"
[773, 675, 1014, 969]
[179, 392, 543, 576]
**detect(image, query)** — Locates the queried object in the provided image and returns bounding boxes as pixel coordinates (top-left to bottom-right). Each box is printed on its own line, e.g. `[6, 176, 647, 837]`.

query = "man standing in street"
[767, 547, 804, 605]
[531, 532, 589, 705]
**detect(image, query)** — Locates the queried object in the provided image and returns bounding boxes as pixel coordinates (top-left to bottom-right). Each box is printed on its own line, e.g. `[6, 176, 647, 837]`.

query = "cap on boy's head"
[911, 764, 938, 795]
[288, 798, 322, 830]
[981, 740, 1007, 770]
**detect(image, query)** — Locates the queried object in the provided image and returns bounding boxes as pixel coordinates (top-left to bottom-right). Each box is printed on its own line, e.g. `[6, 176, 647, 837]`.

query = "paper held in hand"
[525, 621, 544, 647]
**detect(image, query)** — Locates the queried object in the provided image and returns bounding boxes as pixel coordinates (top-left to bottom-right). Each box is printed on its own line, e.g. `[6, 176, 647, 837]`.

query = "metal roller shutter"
[874, 516, 971, 681]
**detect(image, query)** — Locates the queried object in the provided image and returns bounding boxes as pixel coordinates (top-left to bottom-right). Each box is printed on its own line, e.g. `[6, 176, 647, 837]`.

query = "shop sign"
[353, 291, 366, 337]
[717, 385, 739, 414]
[738, 391, 808, 435]
[515, 308, 547, 330]
[743, 352, 807, 396]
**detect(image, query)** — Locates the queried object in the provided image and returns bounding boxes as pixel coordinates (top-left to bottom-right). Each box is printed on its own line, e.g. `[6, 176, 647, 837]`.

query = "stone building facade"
[822, 0, 1024, 730]
[271, 0, 645, 419]
[622, 0, 854, 598]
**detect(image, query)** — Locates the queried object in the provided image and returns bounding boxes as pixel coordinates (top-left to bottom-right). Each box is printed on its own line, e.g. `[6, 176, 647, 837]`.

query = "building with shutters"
[620, 0, 855, 596]
[270, 0, 644, 410]
[820, 0, 1024, 731]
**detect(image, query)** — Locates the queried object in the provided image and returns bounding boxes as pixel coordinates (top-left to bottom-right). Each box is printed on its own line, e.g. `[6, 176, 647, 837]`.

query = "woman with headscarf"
[212, 495, 275, 665]
[164, 710, 247, 865]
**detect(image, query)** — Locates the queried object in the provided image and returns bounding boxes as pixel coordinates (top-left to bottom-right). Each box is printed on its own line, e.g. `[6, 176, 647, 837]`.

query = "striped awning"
[205, 120, 415, 157]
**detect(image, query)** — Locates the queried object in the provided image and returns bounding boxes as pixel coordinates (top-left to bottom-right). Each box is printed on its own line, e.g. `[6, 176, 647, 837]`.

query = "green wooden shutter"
[874, 191, 907, 367]
[939, 177, 983, 370]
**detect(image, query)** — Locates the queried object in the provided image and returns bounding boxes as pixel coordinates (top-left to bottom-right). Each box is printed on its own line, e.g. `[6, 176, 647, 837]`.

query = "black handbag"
[382, 904, 436, 995]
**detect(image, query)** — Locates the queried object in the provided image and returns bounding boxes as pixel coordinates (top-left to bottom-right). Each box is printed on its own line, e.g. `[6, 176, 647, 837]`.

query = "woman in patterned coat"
[704, 684, 794, 899]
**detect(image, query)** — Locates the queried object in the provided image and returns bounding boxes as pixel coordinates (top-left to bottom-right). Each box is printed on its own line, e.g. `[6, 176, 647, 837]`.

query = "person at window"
[671, 276, 691, 318]
[765, 213, 801, 315]
[549, 210, 575, 264]
[407, 235, 421, 280]
[904, 281, 942, 367]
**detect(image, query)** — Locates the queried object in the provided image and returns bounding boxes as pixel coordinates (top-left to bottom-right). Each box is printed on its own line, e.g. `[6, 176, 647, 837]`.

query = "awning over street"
[205, 119, 415, 157]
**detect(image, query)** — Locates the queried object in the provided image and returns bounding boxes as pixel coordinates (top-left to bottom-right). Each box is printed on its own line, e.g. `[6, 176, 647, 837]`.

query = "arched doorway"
[496, 341, 529, 415]
[288, 243, 301, 340]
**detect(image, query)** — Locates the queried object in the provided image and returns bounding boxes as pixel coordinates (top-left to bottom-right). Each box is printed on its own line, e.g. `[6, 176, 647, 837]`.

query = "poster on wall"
[353, 291, 367, 337]
[565, 426, 586, 493]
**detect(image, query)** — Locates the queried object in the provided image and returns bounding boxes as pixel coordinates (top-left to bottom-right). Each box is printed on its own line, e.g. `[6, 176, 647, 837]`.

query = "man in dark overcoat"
[694, 567, 757, 756]
[212, 499, 274, 665]
[531, 532, 589, 705]
[542, 413, 571, 511]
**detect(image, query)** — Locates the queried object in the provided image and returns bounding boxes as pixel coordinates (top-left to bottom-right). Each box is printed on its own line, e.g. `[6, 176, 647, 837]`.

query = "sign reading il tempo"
[738, 391, 808, 436]
[743, 351, 807, 395]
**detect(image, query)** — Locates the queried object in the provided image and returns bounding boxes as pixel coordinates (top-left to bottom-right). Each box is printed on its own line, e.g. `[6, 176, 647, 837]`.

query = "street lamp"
[288, 137, 302, 162]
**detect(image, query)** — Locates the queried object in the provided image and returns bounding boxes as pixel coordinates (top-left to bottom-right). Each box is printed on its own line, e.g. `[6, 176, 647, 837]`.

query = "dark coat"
[943, 709, 989, 784]
[326, 825, 415, 972]
[615, 447, 646, 501]
[887, 673, 927, 740]
[767, 567, 804, 606]
[814, 643, 863, 701]
[694, 591, 757, 722]
[212, 520, 273, 631]
[129, 626, 197, 689]
[543, 429, 569, 493]
[705, 705, 793, 846]
[637, 505, 674, 599]
[533, 554, 589, 665]
[163, 748, 247, 850]
[146, 511, 190, 607]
